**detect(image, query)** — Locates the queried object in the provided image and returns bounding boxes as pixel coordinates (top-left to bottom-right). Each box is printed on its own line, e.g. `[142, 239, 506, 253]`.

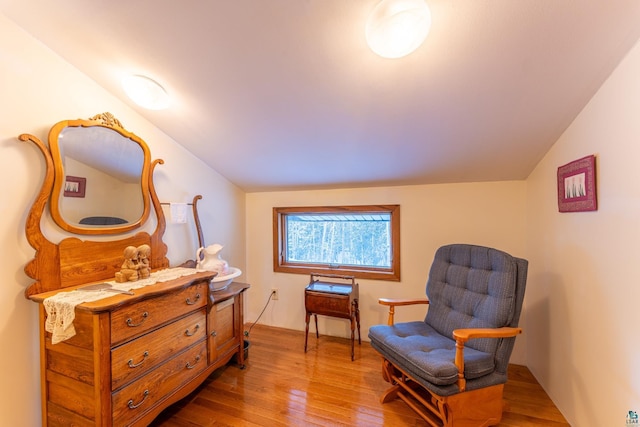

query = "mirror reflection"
[57, 126, 144, 226]
[48, 114, 151, 234]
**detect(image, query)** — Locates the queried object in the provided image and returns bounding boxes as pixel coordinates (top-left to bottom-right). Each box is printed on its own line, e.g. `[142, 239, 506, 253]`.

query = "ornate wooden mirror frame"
[48, 112, 152, 234]
[20, 112, 169, 298]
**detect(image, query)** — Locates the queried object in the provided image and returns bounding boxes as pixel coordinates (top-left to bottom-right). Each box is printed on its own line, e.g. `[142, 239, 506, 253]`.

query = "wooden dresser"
[19, 113, 250, 426]
[29, 276, 249, 426]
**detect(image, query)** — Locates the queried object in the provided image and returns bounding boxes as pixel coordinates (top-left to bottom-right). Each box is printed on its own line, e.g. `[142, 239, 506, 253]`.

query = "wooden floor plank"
[151, 325, 568, 426]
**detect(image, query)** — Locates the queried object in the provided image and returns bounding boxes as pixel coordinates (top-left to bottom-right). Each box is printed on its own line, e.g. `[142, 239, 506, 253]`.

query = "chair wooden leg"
[381, 358, 396, 383]
[380, 384, 402, 403]
[379, 361, 443, 426]
[437, 385, 504, 427]
[378, 358, 505, 427]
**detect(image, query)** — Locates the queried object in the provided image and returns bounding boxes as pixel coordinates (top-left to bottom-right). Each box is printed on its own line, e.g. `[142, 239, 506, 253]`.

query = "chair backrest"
[425, 244, 528, 372]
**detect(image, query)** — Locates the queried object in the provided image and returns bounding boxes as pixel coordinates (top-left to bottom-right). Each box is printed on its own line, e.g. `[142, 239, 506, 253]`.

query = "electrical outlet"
[271, 288, 279, 300]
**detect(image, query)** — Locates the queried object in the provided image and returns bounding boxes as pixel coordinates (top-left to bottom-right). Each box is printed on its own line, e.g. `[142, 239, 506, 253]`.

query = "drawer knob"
[185, 293, 201, 305]
[127, 389, 149, 410]
[185, 324, 200, 337]
[186, 354, 201, 370]
[210, 330, 217, 337]
[126, 311, 149, 327]
[127, 351, 149, 368]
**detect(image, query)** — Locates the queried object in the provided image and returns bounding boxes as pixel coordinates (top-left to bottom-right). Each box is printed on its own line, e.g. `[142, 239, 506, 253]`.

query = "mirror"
[49, 113, 151, 234]
[20, 112, 169, 295]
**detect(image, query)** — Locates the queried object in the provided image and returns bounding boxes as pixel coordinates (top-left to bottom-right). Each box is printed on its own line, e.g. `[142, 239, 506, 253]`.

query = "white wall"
[245, 181, 528, 360]
[0, 14, 245, 427]
[525, 34, 640, 427]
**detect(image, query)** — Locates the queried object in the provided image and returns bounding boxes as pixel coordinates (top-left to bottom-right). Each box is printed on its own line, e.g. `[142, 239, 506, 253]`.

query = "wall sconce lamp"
[366, 0, 432, 59]
[122, 74, 171, 110]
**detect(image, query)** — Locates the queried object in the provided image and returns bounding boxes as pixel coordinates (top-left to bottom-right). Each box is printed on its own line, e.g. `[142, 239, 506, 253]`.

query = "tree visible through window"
[273, 205, 400, 281]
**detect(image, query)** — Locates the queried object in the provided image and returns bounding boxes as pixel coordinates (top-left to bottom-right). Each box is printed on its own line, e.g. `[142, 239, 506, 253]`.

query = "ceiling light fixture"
[122, 74, 171, 110]
[366, 0, 432, 59]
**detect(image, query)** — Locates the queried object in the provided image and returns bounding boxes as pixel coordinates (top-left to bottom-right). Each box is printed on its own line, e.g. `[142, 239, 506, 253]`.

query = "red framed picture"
[557, 155, 597, 212]
[64, 176, 86, 198]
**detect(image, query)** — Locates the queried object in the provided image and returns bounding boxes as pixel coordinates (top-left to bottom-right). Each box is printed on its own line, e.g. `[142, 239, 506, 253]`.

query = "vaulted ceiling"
[3, 1, 640, 192]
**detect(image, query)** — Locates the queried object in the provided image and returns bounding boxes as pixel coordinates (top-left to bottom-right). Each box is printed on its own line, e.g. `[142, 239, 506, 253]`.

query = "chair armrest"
[378, 298, 429, 325]
[378, 298, 429, 306]
[453, 327, 522, 344]
[452, 327, 522, 392]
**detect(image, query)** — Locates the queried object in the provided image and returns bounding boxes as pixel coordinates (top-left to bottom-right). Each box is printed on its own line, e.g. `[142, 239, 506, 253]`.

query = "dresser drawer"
[111, 341, 207, 426]
[111, 283, 207, 345]
[305, 291, 351, 318]
[112, 308, 206, 390]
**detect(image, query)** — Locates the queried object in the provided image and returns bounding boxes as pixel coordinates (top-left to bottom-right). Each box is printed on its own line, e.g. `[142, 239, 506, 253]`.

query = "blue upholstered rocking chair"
[368, 244, 528, 427]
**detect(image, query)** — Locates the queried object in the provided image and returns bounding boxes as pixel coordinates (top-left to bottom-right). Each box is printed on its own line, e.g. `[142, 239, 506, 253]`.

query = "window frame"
[273, 205, 400, 281]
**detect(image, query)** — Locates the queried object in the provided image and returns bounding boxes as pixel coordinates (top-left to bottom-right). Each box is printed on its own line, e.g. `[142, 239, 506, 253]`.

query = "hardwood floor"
[151, 325, 568, 426]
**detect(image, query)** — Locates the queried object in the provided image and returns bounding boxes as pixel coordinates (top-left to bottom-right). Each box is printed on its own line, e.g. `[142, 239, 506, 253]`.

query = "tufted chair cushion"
[369, 321, 495, 385]
[425, 244, 518, 354]
[368, 244, 527, 396]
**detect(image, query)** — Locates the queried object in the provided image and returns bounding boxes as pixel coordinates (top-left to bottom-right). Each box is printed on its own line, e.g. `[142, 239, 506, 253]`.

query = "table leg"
[304, 311, 310, 352]
[355, 299, 361, 344]
[350, 314, 355, 361]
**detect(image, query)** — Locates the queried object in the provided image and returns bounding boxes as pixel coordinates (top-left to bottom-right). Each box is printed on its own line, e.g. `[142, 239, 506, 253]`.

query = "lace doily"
[44, 267, 202, 344]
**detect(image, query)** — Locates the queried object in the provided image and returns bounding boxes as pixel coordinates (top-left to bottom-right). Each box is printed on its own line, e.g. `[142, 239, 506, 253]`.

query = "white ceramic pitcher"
[196, 243, 229, 274]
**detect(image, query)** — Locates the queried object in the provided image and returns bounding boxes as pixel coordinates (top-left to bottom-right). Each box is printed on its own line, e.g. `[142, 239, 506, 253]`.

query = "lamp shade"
[122, 74, 170, 110]
[366, 0, 431, 59]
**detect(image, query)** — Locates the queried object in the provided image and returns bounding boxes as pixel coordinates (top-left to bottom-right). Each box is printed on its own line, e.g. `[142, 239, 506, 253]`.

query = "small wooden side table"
[304, 273, 361, 361]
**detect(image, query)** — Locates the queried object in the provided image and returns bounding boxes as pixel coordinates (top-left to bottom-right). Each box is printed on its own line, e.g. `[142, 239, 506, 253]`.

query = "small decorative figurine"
[137, 244, 151, 279]
[115, 246, 140, 283]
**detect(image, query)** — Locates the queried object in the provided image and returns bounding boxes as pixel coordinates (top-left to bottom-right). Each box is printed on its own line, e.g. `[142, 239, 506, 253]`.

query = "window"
[273, 205, 400, 281]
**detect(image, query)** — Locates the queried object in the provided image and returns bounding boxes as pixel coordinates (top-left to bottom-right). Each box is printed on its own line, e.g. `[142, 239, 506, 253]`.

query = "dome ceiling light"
[122, 74, 171, 110]
[366, 0, 432, 59]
